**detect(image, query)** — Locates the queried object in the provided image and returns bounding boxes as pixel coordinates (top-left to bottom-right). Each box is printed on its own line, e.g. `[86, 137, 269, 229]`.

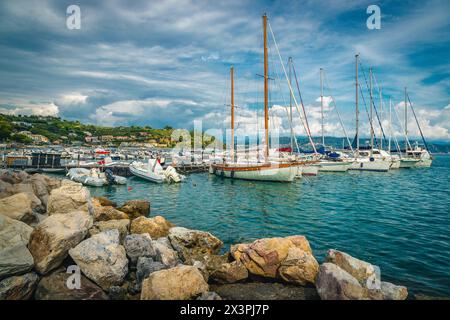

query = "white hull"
[211, 165, 297, 182]
[316, 161, 352, 172]
[301, 165, 319, 176]
[390, 159, 401, 169]
[414, 158, 432, 167]
[399, 158, 420, 168]
[130, 164, 164, 183]
[349, 159, 390, 172]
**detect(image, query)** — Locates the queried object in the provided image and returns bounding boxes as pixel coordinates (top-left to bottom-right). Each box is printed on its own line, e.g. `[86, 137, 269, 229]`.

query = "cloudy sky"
[0, 0, 449, 141]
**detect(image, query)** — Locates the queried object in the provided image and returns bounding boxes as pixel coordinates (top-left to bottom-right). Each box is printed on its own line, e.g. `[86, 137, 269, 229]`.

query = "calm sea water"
[87, 155, 450, 297]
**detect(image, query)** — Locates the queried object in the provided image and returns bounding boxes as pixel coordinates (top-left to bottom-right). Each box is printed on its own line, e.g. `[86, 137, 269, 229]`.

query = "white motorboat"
[67, 168, 127, 187]
[130, 159, 184, 183]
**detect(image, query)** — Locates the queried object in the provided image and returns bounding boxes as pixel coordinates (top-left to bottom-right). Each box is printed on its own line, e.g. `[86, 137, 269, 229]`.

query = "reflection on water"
[88, 155, 450, 297]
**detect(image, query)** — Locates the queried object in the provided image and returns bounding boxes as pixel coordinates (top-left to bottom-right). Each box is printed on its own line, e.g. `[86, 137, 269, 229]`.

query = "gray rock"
[124, 233, 156, 264]
[0, 272, 39, 300]
[0, 193, 34, 222]
[381, 281, 408, 300]
[69, 229, 128, 290]
[315, 263, 367, 300]
[153, 239, 179, 267]
[135, 257, 166, 291]
[108, 285, 126, 300]
[0, 245, 34, 279]
[196, 291, 222, 300]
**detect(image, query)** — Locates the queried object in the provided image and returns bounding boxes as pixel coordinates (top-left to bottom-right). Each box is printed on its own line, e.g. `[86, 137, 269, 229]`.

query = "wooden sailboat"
[210, 14, 304, 182]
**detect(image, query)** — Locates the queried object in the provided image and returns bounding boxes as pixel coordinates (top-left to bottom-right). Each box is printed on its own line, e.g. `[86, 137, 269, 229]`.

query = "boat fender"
[370, 157, 375, 162]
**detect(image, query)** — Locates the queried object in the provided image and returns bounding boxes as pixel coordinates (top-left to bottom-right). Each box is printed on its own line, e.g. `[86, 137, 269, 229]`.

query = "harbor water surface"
[87, 155, 450, 297]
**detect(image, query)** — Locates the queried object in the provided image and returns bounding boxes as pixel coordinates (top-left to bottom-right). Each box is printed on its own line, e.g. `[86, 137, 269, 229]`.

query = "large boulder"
[278, 247, 319, 285]
[140, 265, 208, 300]
[124, 233, 156, 264]
[0, 245, 34, 279]
[5, 183, 44, 213]
[69, 229, 128, 290]
[89, 219, 130, 243]
[34, 269, 109, 300]
[381, 281, 408, 300]
[28, 211, 92, 274]
[118, 200, 150, 219]
[230, 236, 317, 284]
[130, 216, 174, 238]
[0, 215, 34, 278]
[0, 272, 39, 300]
[325, 249, 379, 287]
[315, 263, 368, 300]
[210, 261, 248, 284]
[0, 214, 33, 247]
[30, 174, 60, 207]
[153, 238, 179, 268]
[0, 192, 34, 222]
[168, 227, 223, 264]
[47, 183, 92, 215]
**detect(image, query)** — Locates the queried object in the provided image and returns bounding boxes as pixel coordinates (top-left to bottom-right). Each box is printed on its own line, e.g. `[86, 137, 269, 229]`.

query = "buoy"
[128, 186, 133, 191]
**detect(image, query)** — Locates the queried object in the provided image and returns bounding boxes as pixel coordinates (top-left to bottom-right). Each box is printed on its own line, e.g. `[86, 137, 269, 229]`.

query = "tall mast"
[320, 67, 324, 146]
[379, 85, 383, 150]
[355, 54, 359, 154]
[230, 66, 235, 162]
[404, 87, 408, 151]
[289, 57, 293, 154]
[388, 97, 392, 153]
[369, 67, 374, 155]
[263, 13, 269, 161]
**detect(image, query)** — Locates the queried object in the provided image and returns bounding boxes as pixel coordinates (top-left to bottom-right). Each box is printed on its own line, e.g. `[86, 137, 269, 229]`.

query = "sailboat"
[210, 14, 305, 182]
[314, 68, 353, 172]
[349, 55, 391, 172]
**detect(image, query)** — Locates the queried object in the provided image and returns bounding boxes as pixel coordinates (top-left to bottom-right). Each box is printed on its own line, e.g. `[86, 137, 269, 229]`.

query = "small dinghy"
[130, 159, 184, 183]
[67, 168, 127, 187]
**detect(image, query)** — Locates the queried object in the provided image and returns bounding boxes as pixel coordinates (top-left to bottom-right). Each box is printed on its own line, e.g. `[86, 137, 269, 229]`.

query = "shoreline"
[0, 169, 446, 300]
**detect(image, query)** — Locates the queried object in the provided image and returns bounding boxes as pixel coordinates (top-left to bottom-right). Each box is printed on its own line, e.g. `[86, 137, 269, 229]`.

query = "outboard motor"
[105, 168, 115, 185]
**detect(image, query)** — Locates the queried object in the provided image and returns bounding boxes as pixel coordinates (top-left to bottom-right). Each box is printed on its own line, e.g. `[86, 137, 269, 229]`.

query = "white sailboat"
[349, 55, 390, 172]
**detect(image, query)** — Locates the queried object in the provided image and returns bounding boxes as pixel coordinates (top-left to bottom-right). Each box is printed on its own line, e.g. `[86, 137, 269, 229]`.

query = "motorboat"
[67, 167, 127, 187]
[130, 159, 184, 183]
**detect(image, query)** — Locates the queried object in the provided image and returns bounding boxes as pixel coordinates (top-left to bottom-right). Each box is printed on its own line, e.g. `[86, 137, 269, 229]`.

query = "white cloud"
[0, 102, 59, 117]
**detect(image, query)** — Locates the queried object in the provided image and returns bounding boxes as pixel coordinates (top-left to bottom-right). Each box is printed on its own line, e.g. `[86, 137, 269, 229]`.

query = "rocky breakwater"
[0, 170, 410, 300]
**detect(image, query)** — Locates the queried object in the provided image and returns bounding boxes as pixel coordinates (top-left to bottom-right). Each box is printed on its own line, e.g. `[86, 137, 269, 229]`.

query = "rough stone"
[69, 229, 128, 290]
[130, 216, 174, 238]
[278, 247, 319, 286]
[118, 200, 150, 219]
[210, 261, 248, 284]
[135, 257, 166, 291]
[0, 272, 39, 300]
[28, 211, 92, 274]
[168, 227, 223, 264]
[34, 269, 108, 300]
[124, 233, 156, 264]
[0, 192, 34, 222]
[381, 281, 408, 300]
[47, 183, 92, 215]
[140, 265, 208, 300]
[89, 219, 130, 243]
[315, 263, 368, 300]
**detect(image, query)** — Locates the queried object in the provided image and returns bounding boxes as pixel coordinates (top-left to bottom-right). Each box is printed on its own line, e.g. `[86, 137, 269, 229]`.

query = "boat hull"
[349, 159, 390, 172]
[399, 159, 420, 168]
[210, 163, 298, 182]
[130, 165, 164, 183]
[301, 165, 319, 176]
[317, 161, 352, 172]
[414, 158, 432, 168]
